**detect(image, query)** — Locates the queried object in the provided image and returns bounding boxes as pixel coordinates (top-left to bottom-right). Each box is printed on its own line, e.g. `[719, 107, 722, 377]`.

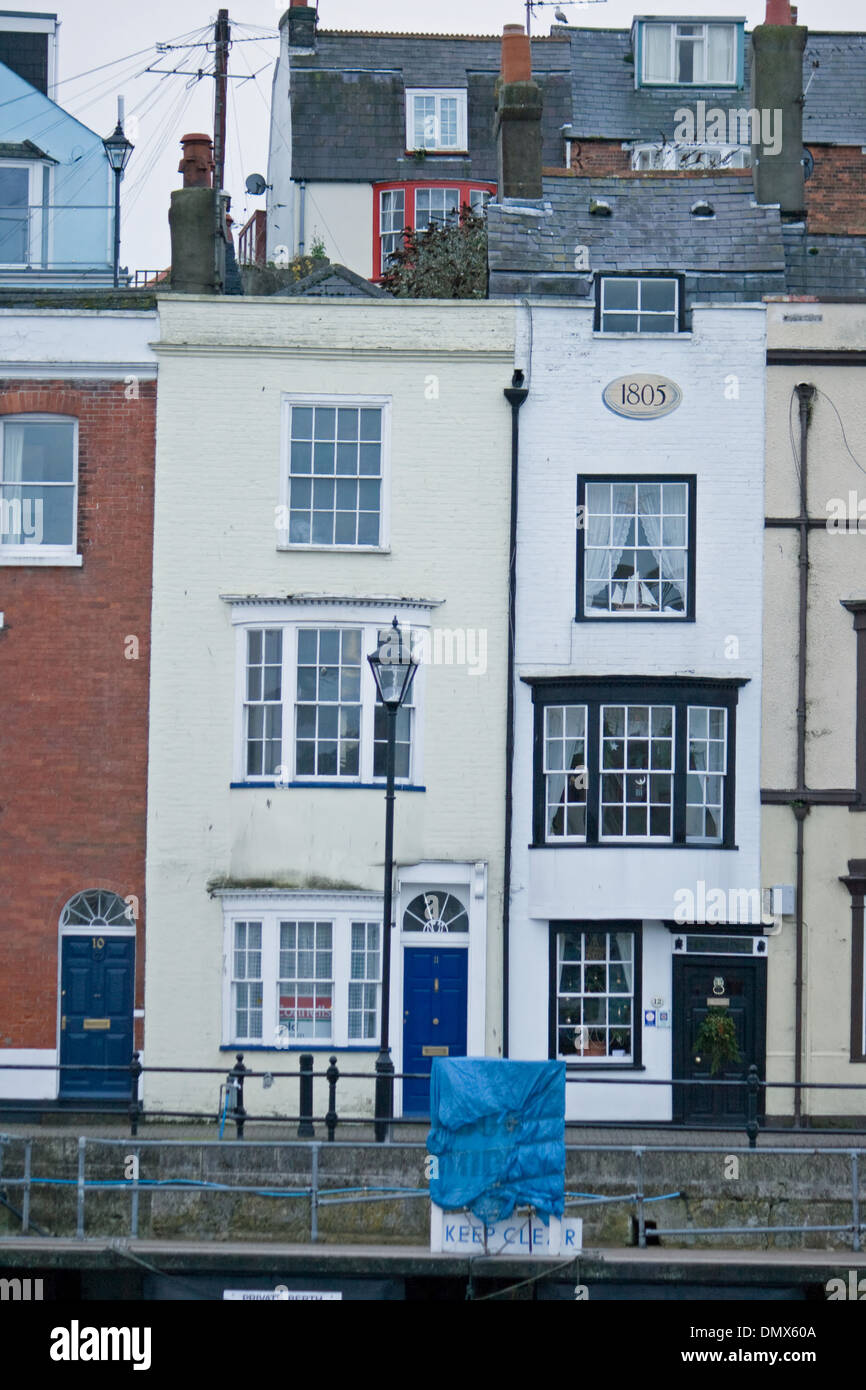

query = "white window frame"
[640, 21, 738, 87]
[555, 927, 637, 1063]
[405, 89, 468, 152]
[686, 705, 727, 844]
[544, 704, 588, 843]
[279, 394, 391, 552]
[0, 413, 81, 567]
[630, 142, 750, 171]
[0, 159, 49, 268]
[413, 186, 460, 231]
[220, 894, 384, 1049]
[599, 703, 675, 844]
[379, 188, 405, 275]
[231, 605, 428, 788]
[599, 276, 680, 334]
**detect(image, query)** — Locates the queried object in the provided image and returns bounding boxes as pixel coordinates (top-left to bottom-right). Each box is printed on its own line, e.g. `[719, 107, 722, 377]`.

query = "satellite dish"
[272, 245, 290, 266]
[801, 147, 814, 180]
[245, 172, 268, 196]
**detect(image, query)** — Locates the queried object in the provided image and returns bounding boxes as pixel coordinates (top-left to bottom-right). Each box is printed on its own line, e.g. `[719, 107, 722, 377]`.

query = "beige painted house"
[144, 295, 515, 1120]
[763, 299, 866, 1122]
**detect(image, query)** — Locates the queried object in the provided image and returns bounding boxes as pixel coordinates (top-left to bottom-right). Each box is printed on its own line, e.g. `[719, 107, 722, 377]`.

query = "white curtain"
[707, 24, 735, 83]
[643, 25, 671, 82]
[585, 490, 633, 612]
[1, 423, 24, 544]
[615, 933, 633, 991]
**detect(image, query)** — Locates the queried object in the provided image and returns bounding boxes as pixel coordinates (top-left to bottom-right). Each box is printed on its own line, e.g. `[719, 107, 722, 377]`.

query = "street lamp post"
[367, 617, 419, 1143]
[103, 102, 134, 289]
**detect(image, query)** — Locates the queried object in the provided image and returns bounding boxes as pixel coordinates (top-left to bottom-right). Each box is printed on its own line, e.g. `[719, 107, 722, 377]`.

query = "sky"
[51, 0, 865, 273]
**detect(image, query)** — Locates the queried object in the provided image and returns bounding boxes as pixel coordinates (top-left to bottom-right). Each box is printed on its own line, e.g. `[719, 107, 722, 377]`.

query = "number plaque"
[603, 373, 682, 420]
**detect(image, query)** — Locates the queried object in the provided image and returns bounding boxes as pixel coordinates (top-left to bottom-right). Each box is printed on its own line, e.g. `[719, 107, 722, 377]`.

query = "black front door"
[673, 956, 766, 1126]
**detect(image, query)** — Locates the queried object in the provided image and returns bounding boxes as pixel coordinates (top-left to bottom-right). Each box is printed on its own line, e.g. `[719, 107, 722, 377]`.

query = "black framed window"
[530, 676, 744, 849]
[577, 476, 696, 621]
[595, 274, 684, 333]
[549, 922, 643, 1065]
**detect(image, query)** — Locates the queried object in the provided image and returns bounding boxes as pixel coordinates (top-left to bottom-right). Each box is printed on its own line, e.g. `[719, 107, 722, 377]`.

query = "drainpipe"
[298, 179, 306, 255]
[793, 381, 815, 1125]
[502, 369, 528, 1056]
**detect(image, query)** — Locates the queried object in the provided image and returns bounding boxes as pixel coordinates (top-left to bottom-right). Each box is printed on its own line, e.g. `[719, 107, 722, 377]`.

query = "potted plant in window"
[693, 1010, 741, 1076]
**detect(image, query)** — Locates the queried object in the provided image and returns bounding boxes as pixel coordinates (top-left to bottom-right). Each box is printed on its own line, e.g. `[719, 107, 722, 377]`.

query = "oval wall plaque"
[603, 373, 683, 420]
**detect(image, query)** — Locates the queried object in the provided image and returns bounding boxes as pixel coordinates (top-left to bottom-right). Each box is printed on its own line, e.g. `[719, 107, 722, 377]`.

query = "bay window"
[224, 897, 383, 1048]
[531, 677, 742, 847]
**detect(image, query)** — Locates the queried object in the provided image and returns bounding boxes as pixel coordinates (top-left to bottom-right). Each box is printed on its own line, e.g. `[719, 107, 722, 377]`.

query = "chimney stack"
[169, 133, 226, 294]
[282, 1, 318, 50]
[495, 24, 543, 201]
[750, 0, 807, 215]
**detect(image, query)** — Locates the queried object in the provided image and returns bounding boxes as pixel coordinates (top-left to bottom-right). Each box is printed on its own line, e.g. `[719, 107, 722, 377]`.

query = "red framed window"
[372, 181, 496, 278]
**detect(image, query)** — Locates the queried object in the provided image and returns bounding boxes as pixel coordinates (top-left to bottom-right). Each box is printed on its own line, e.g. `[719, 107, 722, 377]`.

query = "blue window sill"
[220, 1044, 379, 1053]
[231, 781, 426, 792]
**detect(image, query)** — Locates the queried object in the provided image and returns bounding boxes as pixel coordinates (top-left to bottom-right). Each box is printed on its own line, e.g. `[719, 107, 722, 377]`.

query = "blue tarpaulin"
[427, 1058, 566, 1222]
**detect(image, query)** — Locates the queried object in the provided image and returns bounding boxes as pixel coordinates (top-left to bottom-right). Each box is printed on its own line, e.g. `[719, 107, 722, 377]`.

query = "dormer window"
[631, 142, 750, 172]
[405, 89, 467, 152]
[636, 20, 741, 87]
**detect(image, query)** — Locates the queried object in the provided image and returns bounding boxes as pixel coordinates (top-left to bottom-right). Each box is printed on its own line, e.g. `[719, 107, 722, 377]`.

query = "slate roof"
[782, 226, 866, 296]
[281, 261, 389, 297]
[487, 175, 788, 300]
[565, 28, 866, 145]
[289, 32, 572, 183]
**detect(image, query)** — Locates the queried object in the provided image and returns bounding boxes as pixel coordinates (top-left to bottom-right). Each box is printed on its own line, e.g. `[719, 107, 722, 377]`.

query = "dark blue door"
[60, 935, 135, 1097]
[402, 947, 468, 1117]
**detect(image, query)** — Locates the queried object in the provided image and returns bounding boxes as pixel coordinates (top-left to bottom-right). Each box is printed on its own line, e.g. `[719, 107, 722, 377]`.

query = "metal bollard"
[298, 1053, 315, 1138]
[325, 1056, 339, 1142]
[231, 1053, 247, 1140]
[129, 1051, 143, 1137]
[746, 1064, 760, 1149]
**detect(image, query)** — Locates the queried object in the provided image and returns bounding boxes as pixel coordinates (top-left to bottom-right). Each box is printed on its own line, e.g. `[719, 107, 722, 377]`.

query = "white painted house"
[145, 294, 514, 1120]
[505, 290, 767, 1123]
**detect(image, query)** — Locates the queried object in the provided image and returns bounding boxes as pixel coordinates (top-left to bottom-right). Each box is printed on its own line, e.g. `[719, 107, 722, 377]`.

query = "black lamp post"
[367, 617, 419, 1142]
[103, 116, 134, 289]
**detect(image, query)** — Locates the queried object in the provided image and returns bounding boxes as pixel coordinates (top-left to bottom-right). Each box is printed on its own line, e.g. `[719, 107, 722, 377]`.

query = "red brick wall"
[805, 146, 866, 235]
[0, 379, 155, 1055]
[567, 140, 632, 176]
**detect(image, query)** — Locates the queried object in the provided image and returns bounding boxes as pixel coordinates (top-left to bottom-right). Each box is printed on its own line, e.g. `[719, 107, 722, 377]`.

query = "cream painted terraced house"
[144, 293, 514, 1119]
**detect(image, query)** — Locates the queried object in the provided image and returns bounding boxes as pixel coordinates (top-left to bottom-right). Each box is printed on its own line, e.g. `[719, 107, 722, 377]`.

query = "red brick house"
[0, 298, 157, 1105]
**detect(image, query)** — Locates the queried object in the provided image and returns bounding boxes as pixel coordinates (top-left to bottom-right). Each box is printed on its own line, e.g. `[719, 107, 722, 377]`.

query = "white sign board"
[223, 1289, 342, 1301]
[430, 1205, 582, 1256]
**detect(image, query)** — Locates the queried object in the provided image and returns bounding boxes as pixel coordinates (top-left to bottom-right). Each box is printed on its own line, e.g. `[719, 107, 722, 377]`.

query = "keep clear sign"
[603, 373, 683, 421]
[431, 1205, 582, 1256]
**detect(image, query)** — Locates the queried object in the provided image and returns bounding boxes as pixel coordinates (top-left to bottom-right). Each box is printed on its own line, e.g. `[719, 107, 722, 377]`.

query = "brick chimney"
[495, 24, 543, 201]
[282, 0, 317, 51]
[168, 133, 227, 294]
[750, 0, 807, 216]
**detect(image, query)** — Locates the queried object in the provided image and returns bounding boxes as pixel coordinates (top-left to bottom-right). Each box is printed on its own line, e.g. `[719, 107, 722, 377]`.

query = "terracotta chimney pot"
[765, 0, 794, 23]
[178, 133, 214, 189]
[501, 24, 532, 83]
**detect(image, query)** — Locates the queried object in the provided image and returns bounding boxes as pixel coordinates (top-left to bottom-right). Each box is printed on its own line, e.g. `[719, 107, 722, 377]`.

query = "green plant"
[380, 204, 487, 300]
[694, 1010, 741, 1076]
[309, 233, 327, 260]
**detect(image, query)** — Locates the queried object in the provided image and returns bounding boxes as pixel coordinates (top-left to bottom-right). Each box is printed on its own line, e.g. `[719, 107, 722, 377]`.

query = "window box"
[405, 89, 467, 152]
[280, 396, 390, 550]
[596, 275, 683, 334]
[576, 476, 696, 621]
[636, 20, 742, 88]
[529, 676, 744, 848]
[0, 414, 79, 563]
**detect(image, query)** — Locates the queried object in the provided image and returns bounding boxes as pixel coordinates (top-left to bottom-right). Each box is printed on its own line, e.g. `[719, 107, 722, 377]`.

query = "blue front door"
[402, 946, 468, 1117]
[60, 935, 135, 1097]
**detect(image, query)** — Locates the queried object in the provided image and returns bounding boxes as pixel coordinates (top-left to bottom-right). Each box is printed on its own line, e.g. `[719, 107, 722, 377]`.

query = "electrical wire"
[813, 386, 866, 479]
